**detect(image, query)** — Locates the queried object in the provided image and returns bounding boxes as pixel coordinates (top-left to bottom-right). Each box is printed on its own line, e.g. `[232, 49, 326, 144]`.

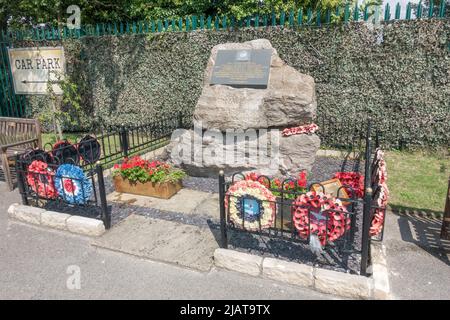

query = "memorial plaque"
[210, 49, 272, 89]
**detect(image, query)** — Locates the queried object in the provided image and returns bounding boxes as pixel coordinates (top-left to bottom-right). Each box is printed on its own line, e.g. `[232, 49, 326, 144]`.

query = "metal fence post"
[96, 163, 111, 229]
[219, 170, 228, 248]
[440, 176, 450, 240]
[360, 119, 372, 276]
[14, 153, 28, 205]
[120, 124, 129, 158]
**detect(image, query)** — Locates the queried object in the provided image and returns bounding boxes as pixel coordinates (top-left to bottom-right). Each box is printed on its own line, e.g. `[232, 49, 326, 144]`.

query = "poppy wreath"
[26, 160, 58, 199]
[52, 140, 80, 165]
[225, 179, 276, 231]
[78, 135, 101, 164]
[281, 123, 319, 137]
[372, 148, 387, 185]
[55, 164, 93, 205]
[333, 172, 364, 198]
[370, 149, 389, 236]
[292, 191, 351, 246]
[370, 182, 389, 236]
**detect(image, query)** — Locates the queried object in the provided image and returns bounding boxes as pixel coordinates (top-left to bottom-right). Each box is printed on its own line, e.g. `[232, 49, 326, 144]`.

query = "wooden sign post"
[440, 176, 450, 240]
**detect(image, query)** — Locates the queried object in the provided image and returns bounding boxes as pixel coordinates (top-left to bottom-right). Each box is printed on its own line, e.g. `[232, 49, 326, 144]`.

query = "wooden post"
[440, 176, 450, 240]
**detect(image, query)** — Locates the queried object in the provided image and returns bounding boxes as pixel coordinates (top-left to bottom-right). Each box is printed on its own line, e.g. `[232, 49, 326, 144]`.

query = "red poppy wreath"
[370, 149, 389, 236]
[281, 123, 319, 137]
[370, 181, 389, 236]
[292, 191, 350, 246]
[26, 160, 58, 199]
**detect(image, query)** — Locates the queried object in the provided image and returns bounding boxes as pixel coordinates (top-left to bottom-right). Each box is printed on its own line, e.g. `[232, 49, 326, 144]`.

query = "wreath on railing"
[26, 160, 58, 199]
[54, 164, 92, 205]
[370, 149, 389, 236]
[333, 171, 364, 198]
[52, 140, 80, 165]
[292, 191, 350, 246]
[281, 123, 319, 137]
[78, 135, 101, 164]
[225, 179, 276, 231]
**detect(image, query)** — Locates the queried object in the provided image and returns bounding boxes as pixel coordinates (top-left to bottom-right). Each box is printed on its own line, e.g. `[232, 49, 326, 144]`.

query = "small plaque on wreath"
[225, 179, 276, 231]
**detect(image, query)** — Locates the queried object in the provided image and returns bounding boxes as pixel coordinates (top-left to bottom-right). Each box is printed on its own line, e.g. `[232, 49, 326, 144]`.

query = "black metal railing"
[218, 119, 387, 276]
[12, 111, 188, 226]
[15, 154, 111, 229]
[16, 111, 186, 174]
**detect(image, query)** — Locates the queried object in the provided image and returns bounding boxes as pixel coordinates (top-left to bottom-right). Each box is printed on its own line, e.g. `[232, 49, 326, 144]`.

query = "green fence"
[0, 40, 27, 117]
[0, 1, 448, 117]
[2, 1, 448, 41]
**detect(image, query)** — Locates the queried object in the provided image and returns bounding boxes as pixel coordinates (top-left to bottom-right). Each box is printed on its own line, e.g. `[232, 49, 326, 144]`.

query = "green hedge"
[18, 19, 450, 148]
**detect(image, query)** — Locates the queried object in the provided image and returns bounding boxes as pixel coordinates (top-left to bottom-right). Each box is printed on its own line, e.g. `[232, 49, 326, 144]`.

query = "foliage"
[18, 19, 450, 149]
[41, 70, 83, 139]
[386, 149, 449, 215]
[113, 156, 186, 184]
[1, 0, 381, 29]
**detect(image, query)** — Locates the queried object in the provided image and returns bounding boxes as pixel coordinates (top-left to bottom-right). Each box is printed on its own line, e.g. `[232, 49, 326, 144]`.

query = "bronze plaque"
[210, 49, 272, 89]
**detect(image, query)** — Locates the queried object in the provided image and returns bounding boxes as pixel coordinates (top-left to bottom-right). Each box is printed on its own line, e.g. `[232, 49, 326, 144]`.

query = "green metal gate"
[0, 36, 27, 118]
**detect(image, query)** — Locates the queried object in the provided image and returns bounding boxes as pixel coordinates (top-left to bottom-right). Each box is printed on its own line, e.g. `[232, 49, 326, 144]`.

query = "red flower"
[333, 172, 364, 198]
[297, 171, 307, 188]
[245, 172, 259, 181]
[63, 178, 76, 193]
[282, 123, 319, 137]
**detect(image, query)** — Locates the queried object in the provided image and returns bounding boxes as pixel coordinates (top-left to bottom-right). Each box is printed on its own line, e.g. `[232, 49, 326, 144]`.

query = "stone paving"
[92, 214, 220, 271]
[383, 209, 450, 300]
[100, 188, 222, 271]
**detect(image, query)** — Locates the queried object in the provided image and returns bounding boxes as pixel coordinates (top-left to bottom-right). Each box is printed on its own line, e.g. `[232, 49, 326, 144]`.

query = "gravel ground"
[227, 202, 363, 274]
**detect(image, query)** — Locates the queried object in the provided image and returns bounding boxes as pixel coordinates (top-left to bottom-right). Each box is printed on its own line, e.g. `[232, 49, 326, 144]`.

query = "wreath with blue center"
[236, 195, 264, 223]
[225, 180, 276, 231]
[55, 164, 92, 205]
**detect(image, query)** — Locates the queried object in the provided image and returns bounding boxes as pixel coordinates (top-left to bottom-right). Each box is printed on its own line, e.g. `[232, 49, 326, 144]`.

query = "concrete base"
[8, 203, 105, 237]
[214, 247, 390, 300]
[92, 214, 219, 271]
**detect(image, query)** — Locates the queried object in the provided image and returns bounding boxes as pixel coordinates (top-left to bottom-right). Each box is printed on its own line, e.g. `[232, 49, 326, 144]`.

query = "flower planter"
[113, 175, 182, 199]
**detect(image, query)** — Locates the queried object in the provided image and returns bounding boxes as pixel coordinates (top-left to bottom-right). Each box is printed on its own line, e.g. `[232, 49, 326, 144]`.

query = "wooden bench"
[0, 117, 42, 190]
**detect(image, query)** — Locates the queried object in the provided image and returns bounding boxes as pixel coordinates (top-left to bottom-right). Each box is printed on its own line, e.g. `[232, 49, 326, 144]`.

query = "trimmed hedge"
[18, 19, 450, 148]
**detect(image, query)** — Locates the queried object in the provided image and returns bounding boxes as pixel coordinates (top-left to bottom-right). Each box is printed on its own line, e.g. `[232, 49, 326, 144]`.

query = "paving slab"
[92, 214, 220, 271]
[383, 210, 450, 300]
[192, 193, 220, 219]
[107, 189, 212, 215]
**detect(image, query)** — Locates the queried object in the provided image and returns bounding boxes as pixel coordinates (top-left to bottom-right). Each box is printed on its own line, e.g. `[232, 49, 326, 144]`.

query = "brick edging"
[8, 203, 105, 237]
[214, 247, 390, 299]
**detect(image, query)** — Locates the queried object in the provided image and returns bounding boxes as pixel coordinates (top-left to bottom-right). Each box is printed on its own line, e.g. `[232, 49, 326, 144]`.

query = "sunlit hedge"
[20, 19, 450, 148]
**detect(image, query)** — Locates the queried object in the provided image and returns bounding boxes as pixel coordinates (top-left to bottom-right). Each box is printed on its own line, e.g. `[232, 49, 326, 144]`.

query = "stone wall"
[17, 19, 450, 148]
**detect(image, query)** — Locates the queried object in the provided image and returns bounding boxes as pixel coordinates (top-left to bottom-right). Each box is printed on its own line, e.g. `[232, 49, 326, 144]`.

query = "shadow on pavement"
[391, 207, 450, 266]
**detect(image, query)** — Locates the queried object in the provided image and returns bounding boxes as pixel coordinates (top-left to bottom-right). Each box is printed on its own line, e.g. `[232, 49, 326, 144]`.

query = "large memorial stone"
[194, 39, 317, 130]
[164, 39, 320, 177]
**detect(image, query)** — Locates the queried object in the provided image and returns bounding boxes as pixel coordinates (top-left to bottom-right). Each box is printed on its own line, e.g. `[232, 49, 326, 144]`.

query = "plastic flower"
[282, 123, 319, 137]
[298, 171, 307, 188]
[333, 172, 364, 198]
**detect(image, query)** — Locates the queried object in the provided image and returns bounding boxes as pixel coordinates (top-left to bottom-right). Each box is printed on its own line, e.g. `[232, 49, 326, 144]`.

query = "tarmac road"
[0, 185, 338, 300]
